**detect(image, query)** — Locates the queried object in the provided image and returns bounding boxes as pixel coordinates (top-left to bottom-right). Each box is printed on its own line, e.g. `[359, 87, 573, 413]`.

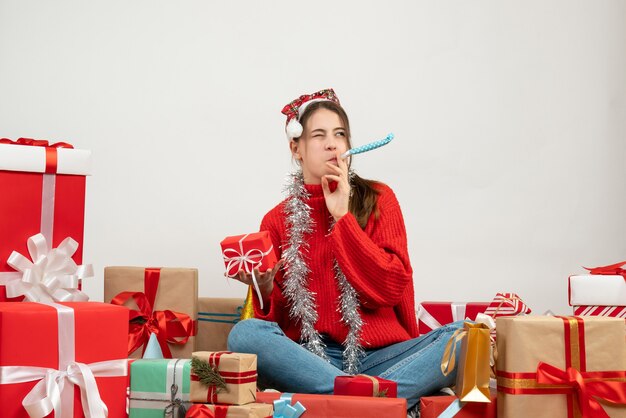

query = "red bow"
[584, 261, 626, 279]
[536, 362, 626, 418]
[111, 290, 195, 358]
[185, 404, 229, 418]
[0, 137, 73, 149]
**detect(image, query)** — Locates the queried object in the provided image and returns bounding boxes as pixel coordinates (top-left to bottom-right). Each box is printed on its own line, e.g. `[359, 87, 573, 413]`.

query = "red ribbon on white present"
[4, 233, 93, 302]
[583, 261, 626, 280]
[0, 303, 128, 418]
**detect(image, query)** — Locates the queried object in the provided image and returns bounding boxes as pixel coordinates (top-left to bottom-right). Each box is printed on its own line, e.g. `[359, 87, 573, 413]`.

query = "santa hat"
[281, 88, 341, 139]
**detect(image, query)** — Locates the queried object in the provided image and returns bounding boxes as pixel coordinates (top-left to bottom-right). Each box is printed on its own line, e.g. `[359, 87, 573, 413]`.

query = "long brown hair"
[294, 101, 380, 229]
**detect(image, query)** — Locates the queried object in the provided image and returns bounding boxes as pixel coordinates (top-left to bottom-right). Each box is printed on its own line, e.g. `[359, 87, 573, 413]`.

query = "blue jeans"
[227, 318, 464, 409]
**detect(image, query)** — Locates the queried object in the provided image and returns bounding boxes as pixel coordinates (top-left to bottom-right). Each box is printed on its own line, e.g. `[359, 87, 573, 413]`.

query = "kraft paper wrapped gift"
[0, 302, 129, 417]
[104, 266, 198, 359]
[186, 403, 273, 418]
[0, 138, 92, 301]
[256, 392, 407, 418]
[496, 316, 626, 417]
[334, 374, 398, 397]
[129, 358, 191, 418]
[190, 351, 257, 405]
[419, 391, 497, 418]
[197, 297, 244, 352]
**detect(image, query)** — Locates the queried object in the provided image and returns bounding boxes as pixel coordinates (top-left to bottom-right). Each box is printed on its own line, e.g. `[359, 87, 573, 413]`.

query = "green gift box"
[129, 358, 191, 418]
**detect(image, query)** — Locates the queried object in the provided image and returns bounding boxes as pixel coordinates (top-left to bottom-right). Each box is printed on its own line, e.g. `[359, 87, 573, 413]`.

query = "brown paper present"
[496, 316, 626, 417]
[190, 351, 257, 405]
[104, 266, 198, 358]
[197, 297, 244, 352]
[186, 403, 273, 418]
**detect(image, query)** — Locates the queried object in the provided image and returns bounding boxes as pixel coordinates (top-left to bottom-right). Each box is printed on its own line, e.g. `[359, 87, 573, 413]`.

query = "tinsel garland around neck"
[281, 171, 365, 374]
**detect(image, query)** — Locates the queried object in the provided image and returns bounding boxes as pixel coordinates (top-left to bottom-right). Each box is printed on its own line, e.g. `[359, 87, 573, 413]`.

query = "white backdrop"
[1, 1, 624, 315]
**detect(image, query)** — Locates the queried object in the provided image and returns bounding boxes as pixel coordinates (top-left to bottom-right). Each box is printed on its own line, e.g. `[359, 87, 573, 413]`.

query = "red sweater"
[253, 182, 418, 349]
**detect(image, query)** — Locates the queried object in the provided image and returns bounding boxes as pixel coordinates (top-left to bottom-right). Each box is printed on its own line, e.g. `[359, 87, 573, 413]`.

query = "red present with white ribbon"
[416, 302, 490, 335]
[0, 138, 92, 302]
[0, 302, 129, 417]
[221, 232, 277, 277]
[221, 232, 277, 310]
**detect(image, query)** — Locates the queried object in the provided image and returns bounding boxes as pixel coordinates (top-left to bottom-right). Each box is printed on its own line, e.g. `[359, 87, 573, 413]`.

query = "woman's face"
[291, 108, 349, 184]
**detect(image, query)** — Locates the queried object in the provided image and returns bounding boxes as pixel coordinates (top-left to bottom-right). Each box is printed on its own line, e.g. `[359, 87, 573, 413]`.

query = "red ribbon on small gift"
[583, 261, 626, 280]
[536, 362, 626, 418]
[185, 404, 229, 418]
[111, 268, 195, 358]
[0, 137, 74, 173]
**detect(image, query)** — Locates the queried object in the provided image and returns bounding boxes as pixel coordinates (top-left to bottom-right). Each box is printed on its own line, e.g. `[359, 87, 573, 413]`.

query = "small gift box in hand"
[221, 231, 277, 277]
[221, 231, 277, 309]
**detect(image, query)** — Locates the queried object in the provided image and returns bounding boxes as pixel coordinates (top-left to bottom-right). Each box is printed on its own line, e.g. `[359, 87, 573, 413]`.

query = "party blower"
[340, 133, 394, 159]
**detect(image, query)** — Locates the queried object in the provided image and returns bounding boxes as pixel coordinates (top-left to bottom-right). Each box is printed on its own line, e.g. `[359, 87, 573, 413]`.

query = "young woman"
[228, 88, 463, 410]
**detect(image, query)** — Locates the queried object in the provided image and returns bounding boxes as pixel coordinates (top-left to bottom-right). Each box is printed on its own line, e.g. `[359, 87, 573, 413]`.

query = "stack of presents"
[0, 138, 624, 417]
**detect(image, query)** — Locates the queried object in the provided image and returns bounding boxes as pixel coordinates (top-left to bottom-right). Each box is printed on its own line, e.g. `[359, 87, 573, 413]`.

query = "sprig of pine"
[191, 357, 227, 393]
[374, 388, 388, 398]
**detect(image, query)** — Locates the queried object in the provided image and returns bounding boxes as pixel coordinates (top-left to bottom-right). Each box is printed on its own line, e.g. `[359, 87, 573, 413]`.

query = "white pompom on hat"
[281, 88, 341, 140]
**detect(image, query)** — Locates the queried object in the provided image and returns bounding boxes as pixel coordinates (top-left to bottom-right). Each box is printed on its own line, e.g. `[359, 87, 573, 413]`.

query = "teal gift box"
[129, 358, 191, 418]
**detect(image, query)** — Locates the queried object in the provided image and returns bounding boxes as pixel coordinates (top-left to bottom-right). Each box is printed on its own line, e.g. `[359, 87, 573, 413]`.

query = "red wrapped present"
[419, 391, 497, 418]
[256, 392, 407, 418]
[0, 302, 129, 417]
[416, 302, 490, 334]
[334, 374, 397, 398]
[221, 232, 277, 277]
[573, 305, 626, 319]
[0, 138, 91, 302]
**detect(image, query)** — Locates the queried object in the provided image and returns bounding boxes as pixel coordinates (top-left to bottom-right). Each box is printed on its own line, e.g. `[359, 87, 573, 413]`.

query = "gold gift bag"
[442, 322, 492, 403]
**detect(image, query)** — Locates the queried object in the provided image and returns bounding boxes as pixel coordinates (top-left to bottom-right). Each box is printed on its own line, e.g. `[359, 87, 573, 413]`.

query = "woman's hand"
[229, 259, 284, 303]
[322, 151, 350, 222]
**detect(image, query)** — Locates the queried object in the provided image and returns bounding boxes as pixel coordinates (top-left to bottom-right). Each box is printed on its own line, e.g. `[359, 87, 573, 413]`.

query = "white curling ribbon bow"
[0, 359, 127, 418]
[4, 233, 93, 302]
[223, 234, 273, 310]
